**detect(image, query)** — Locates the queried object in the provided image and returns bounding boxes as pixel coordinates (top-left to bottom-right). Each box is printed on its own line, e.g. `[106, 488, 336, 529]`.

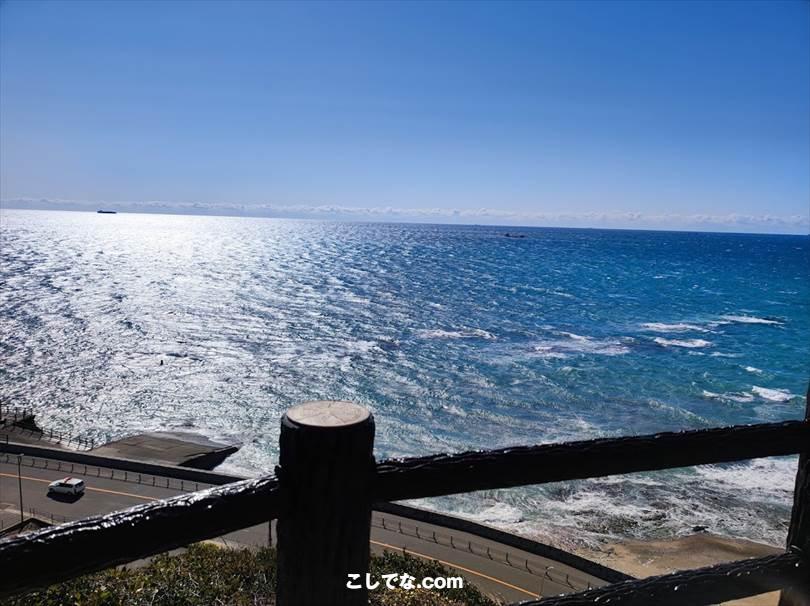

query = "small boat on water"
[97, 210, 117, 214]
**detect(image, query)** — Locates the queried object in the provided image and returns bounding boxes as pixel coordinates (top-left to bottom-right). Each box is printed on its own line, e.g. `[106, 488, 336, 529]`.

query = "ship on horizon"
[96, 210, 117, 214]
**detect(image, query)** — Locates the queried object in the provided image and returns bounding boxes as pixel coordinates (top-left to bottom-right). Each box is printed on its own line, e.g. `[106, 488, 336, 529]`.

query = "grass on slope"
[5, 543, 497, 606]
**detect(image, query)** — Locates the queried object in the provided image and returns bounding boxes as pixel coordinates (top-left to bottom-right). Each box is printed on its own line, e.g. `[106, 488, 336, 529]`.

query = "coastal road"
[0, 453, 607, 602]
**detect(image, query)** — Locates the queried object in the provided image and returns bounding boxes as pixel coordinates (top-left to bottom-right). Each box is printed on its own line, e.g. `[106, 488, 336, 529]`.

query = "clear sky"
[1, 0, 808, 233]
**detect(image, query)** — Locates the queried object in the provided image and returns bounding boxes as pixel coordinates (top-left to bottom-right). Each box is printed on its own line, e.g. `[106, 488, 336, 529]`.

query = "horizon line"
[2, 199, 808, 237]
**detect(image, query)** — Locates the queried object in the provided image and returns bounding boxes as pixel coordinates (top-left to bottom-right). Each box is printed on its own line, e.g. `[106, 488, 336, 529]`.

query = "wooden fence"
[0, 394, 808, 605]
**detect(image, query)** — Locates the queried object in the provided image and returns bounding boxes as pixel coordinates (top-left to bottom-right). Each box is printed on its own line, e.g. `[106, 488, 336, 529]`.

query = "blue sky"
[1, 0, 808, 233]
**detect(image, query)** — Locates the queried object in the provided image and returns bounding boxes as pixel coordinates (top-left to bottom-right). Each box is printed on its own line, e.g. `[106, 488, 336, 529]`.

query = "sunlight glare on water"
[1, 209, 808, 549]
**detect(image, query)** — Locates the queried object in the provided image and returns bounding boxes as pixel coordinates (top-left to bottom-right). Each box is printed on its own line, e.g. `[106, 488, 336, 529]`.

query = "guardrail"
[0, 404, 96, 450]
[0, 394, 808, 605]
[0, 404, 34, 424]
[373, 501, 632, 591]
[372, 512, 597, 595]
[0, 441, 241, 485]
[0, 508, 69, 532]
[0, 453, 214, 493]
[1, 425, 96, 450]
[25, 508, 70, 526]
[0, 448, 621, 594]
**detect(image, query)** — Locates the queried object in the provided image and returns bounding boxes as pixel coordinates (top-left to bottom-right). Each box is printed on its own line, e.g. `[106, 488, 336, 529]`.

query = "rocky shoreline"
[578, 532, 784, 605]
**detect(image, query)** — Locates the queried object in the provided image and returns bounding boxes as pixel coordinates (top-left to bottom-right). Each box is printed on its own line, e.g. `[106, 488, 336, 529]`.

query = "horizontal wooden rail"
[0, 475, 280, 598]
[517, 549, 809, 606]
[375, 420, 810, 501]
[1, 417, 808, 601]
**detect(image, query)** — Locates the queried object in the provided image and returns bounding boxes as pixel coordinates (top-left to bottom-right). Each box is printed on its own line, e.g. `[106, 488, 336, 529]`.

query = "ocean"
[1, 209, 807, 550]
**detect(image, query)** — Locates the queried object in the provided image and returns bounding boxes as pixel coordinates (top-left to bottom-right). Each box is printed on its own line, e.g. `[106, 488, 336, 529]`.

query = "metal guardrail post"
[276, 400, 375, 606]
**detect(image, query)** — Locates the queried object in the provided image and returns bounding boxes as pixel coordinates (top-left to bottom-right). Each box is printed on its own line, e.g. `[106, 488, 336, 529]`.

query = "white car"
[48, 477, 85, 496]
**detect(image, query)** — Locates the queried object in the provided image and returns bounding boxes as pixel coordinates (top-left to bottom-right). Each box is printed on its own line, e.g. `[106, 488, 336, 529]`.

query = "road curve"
[0, 452, 612, 603]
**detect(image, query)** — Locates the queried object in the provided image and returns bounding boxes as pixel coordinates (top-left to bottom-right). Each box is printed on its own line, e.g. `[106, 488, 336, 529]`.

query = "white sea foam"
[558, 331, 590, 341]
[744, 366, 764, 374]
[442, 404, 468, 417]
[702, 390, 754, 403]
[343, 292, 371, 305]
[653, 337, 713, 348]
[751, 386, 796, 402]
[696, 458, 797, 496]
[532, 333, 631, 358]
[640, 322, 709, 333]
[532, 346, 572, 359]
[417, 328, 496, 340]
[720, 315, 783, 326]
[455, 502, 525, 525]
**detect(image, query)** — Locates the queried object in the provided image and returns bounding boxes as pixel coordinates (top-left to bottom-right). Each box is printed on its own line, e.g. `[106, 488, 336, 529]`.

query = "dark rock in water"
[692, 525, 709, 533]
[504, 232, 527, 238]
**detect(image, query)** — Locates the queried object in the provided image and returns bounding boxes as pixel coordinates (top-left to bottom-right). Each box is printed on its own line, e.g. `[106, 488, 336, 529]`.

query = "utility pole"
[17, 455, 24, 523]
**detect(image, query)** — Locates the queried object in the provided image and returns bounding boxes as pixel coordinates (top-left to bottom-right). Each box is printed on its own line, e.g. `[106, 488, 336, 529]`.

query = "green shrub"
[370, 551, 494, 606]
[4, 544, 497, 606]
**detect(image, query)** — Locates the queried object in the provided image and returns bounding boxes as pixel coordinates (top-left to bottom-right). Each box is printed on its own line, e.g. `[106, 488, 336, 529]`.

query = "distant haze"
[2, 198, 808, 234]
[1, 1, 808, 234]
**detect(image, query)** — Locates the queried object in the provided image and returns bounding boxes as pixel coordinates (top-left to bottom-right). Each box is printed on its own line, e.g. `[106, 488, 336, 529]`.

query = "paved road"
[0, 453, 608, 603]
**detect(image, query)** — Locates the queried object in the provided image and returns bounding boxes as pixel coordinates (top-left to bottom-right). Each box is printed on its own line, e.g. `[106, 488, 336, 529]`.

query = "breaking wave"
[640, 322, 710, 333]
[653, 337, 713, 348]
[719, 315, 783, 326]
[417, 328, 496, 340]
[752, 386, 798, 402]
[532, 333, 631, 358]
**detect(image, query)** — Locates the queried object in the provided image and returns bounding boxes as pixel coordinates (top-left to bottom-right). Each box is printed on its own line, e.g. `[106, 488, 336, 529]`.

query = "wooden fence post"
[276, 401, 375, 606]
[779, 385, 810, 606]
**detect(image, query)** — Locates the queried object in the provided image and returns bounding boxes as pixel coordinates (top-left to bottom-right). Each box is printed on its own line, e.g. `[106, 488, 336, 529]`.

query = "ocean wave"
[702, 390, 755, 403]
[532, 333, 631, 358]
[417, 328, 496, 340]
[751, 386, 797, 402]
[640, 322, 709, 333]
[558, 331, 590, 341]
[454, 502, 525, 525]
[442, 404, 468, 417]
[532, 347, 571, 359]
[719, 315, 783, 326]
[744, 366, 764, 374]
[696, 458, 797, 496]
[653, 337, 713, 348]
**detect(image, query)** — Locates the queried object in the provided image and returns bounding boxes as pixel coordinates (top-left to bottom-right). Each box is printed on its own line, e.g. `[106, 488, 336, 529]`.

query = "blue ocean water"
[1, 209, 807, 548]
